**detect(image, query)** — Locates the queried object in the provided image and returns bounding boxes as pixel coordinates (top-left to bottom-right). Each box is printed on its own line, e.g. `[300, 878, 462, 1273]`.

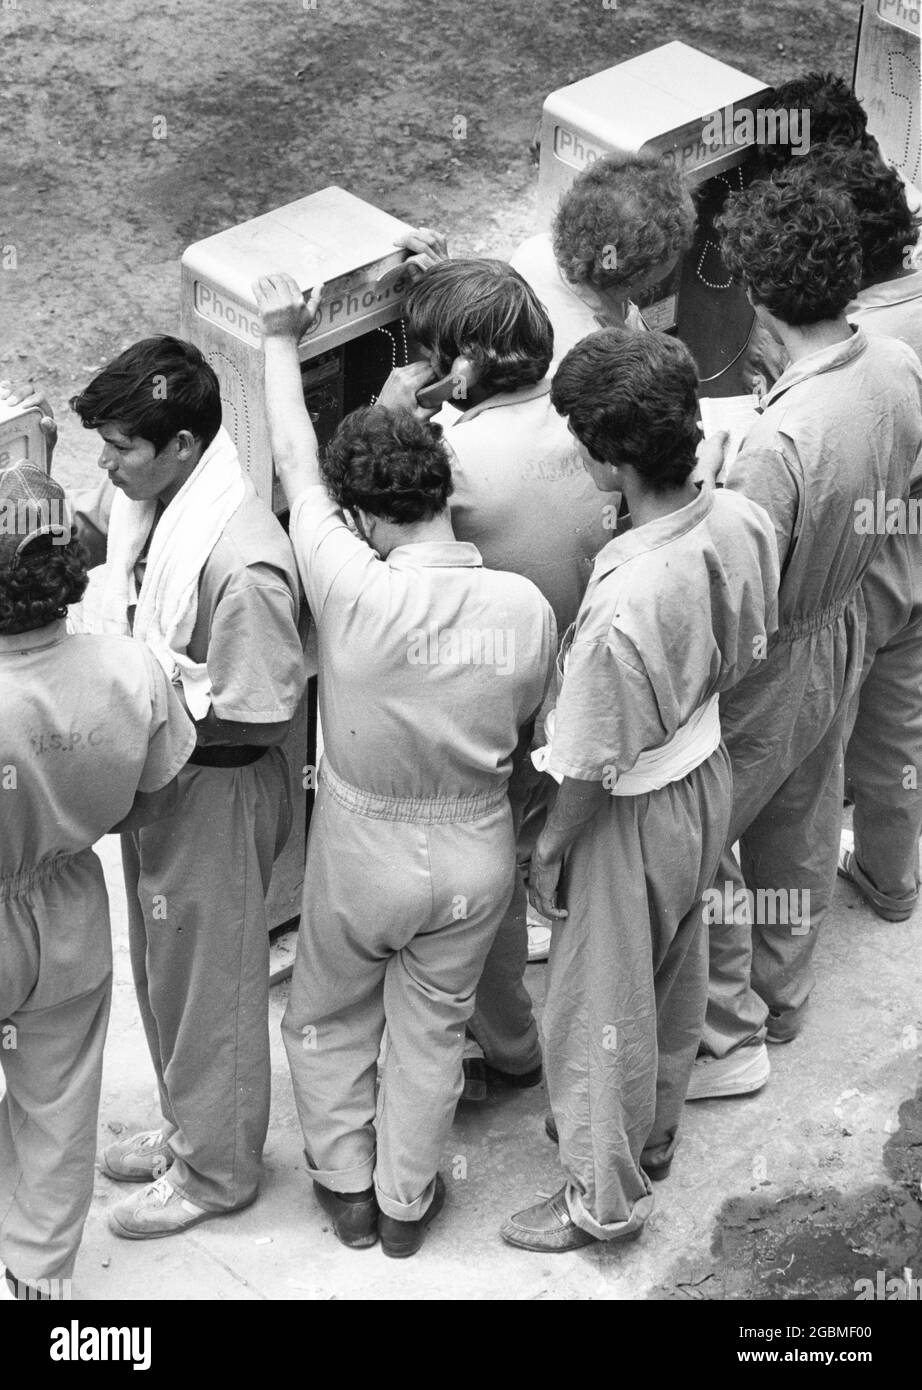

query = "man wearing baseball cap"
[0, 461, 194, 1299]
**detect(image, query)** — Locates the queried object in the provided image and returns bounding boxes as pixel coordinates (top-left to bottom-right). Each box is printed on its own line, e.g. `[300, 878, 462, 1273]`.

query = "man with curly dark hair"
[510, 151, 696, 366]
[754, 71, 870, 174]
[497, 329, 779, 1251]
[797, 147, 922, 926]
[0, 461, 194, 1300]
[254, 271, 556, 1258]
[687, 174, 922, 1099]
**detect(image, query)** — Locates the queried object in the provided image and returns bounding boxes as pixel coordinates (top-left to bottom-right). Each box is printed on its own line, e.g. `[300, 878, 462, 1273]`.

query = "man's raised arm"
[253, 272, 324, 508]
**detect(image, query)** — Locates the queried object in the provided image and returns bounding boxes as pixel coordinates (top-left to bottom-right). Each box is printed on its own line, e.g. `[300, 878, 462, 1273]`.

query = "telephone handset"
[415, 355, 479, 411]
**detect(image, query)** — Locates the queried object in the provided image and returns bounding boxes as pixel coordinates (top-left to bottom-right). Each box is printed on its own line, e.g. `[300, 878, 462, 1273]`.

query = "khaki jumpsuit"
[282, 484, 555, 1221]
[0, 622, 194, 1284]
[74, 480, 304, 1210]
[544, 488, 778, 1238]
[702, 329, 922, 1054]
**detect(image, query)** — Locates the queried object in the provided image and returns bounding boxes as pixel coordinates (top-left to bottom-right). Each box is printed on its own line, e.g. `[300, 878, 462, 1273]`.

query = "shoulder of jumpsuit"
[582, 486, 717, 592]
[508, 231, 554, 279]
[848, 271, 922, 317]
[847, 276, 922, 361]
[758, 326, 871, 410]
[287, 481, 390, 611]
[202, 478, 298, 591]
[440, 378, 553, 427]
[708, 482, 780, 547]
[68, 475, 114, 567]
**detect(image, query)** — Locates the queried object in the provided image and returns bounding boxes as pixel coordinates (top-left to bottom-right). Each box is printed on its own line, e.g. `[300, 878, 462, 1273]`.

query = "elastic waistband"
[320, 760, 508, 824]
[1, 851, 80, 902]
[778, 594, 854, 642]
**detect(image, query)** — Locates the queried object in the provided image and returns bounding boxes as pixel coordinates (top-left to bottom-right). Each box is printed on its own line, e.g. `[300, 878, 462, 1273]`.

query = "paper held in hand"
[698, 394, 761, 481]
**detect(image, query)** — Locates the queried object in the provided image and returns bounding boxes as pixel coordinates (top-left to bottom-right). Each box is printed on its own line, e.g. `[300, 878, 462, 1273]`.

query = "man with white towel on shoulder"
[61, 336, 304, 1238]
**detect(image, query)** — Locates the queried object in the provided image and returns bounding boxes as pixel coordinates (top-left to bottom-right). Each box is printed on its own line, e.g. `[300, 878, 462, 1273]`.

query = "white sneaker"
[526, 906, 552, 963]
[685, 1043, 770, 1100]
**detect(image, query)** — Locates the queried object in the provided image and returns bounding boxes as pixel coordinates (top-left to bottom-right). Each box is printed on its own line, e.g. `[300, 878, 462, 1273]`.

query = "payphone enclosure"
[536, 42, 771, 395]
[0, 400, 49, 472]
[854, 1, 921, 195]
[180, 187, 414, 934]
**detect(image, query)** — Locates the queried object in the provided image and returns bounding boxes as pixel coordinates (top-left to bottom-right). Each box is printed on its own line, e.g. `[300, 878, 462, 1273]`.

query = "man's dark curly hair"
[406, 258, 552, 395]
[552, 151, 696, 292]
[798, 145, 921, 283]
[716, 170, 862, 324]
[321, 405, 453, 525]
[0, 537, 89, 634]
[754, 72, 871, 174]
[551, 327, 699, 493]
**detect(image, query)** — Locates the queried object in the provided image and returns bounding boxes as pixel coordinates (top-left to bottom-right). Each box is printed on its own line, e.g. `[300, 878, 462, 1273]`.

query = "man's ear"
[174, 429, 199, 460]
[354, 507, 375, 543]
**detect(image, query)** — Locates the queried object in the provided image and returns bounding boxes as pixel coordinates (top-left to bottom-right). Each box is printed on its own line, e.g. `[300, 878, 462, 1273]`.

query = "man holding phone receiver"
[381, 253, 613, 1099]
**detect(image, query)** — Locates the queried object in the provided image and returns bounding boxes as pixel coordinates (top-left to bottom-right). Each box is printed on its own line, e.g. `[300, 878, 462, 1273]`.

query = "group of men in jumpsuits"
[1, 69, 921, 1290]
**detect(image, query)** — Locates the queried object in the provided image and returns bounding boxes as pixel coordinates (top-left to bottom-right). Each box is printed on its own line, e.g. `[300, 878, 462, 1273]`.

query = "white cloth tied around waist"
[532, 691, 722, 794]
[81, 427, 245, 718]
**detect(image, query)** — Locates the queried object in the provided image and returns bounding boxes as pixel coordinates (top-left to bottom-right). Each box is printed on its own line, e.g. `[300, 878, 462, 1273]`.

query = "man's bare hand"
[528, 838, 568, 921]
[376, 361, 439, 419]
[394, 227, 449, 283]
[252, 273, 323, 341]
[693, 429, 730, 489]
[0, 379, 58, 465]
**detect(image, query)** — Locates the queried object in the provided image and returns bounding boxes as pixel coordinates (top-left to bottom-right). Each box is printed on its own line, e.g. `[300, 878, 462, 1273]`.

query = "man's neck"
[772, 314, 853, 365]
[392, 513, 456, 546]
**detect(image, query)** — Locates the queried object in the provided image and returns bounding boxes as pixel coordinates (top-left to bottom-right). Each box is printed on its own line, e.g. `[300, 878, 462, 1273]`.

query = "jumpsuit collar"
[589, 486, 715, 584]
[450, 379, 552, 424]
[847, 269, 922, 314]
[0, 617, 68, 654]
[387, 540, 484, 570]
[761, 325, 868, 409]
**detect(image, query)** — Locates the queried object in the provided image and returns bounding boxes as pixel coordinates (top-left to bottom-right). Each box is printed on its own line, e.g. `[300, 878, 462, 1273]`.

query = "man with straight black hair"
[57, 334, 305, 1239]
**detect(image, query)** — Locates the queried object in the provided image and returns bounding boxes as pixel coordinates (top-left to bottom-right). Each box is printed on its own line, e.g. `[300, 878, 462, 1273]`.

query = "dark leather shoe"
[500, 1186, 604, 1252]
[543, 1114, 673, 1181]
[313, 1181, 378, 1249]
[484, 1062, 543, 1088]
[461, 1057, 488, 1102]
[379, 1174, 445, 1258]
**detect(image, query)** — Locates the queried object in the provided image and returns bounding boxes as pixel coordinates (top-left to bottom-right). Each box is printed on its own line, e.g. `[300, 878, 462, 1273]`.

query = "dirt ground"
[3, 0, 921, 1305]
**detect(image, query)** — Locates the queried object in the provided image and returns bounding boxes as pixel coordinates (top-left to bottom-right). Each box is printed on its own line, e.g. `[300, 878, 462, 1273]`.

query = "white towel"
[532, 693, 722, 794]
[84, 426, 246, 718]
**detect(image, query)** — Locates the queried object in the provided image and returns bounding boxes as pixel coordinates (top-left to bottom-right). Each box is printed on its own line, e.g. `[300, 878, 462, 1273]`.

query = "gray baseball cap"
[0, 462, 72, 570]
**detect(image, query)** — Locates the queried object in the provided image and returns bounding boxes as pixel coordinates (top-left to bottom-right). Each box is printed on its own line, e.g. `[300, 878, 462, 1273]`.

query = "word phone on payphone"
[535, 41, 771, 397]
[180, 188, 415, 936]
